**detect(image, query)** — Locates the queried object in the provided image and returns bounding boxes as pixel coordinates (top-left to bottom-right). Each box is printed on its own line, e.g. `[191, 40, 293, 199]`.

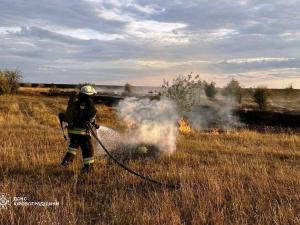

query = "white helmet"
[80, 85, 97, 95]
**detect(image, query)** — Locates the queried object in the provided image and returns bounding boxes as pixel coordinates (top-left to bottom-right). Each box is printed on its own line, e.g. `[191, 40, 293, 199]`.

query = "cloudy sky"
[1, 0, 300, 88]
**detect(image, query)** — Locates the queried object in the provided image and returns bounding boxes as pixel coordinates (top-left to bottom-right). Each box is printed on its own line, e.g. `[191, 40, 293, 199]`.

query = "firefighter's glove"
[91, 121, 99, 129]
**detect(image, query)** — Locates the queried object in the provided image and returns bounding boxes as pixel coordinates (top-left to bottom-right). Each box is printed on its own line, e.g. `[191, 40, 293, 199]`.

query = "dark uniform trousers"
[66, 133, 95, 165]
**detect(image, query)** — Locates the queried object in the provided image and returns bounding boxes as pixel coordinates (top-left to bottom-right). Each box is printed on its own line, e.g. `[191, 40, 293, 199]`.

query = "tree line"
[162, 74, 271, 111]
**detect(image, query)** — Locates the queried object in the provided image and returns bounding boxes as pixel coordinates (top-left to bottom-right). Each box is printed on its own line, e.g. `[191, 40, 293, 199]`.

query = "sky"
[1, 0, 300, 88]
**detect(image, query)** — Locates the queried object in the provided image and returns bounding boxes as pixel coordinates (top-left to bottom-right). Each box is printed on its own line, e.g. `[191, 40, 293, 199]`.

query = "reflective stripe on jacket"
[67, 127, 89, 136]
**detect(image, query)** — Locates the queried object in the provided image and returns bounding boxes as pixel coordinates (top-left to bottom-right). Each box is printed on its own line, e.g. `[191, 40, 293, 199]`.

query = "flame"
[178, 118, 192, 134]
[209, 128, 220, 135]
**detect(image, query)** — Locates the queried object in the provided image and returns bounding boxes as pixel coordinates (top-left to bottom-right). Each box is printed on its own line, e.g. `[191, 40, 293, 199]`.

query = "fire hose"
[58, 113, 67, 140]
[87, 123, 179, 189]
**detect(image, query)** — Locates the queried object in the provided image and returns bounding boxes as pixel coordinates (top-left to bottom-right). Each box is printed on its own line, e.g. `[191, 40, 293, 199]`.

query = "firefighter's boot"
[81, 164, 93, 174]
[61, 152, 75, 167]
[61, 147, 77, 166]
[81, 157, 94, 173]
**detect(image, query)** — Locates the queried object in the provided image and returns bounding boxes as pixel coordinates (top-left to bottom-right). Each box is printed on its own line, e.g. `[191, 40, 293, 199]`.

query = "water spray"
[87, 123, 180, 189]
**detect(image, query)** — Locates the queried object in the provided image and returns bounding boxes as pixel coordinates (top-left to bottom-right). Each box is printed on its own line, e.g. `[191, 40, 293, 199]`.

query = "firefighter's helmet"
[80, 85, 97, 95]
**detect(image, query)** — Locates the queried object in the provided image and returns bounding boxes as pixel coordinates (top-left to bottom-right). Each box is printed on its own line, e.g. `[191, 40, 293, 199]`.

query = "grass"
[0, 94, 299, 225]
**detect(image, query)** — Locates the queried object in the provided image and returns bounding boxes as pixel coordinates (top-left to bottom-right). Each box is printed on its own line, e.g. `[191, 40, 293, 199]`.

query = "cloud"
[224, 57, 295, 64]
[0, 0, 300, 88]
[0, 26, 21, 35]
[124, 20, 188, 45]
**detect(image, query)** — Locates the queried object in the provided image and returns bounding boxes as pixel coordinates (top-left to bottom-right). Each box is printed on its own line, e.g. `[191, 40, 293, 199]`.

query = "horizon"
[20, 81, 300, 90]
[1, 0, 300, 88]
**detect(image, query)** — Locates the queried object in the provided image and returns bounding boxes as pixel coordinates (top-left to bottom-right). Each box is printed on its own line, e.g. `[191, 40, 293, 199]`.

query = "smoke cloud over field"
[117, 97, 179, 153]
[107, 91, 240, 156]
[162, 74, 242, 131]
[185, 93, 241, 130]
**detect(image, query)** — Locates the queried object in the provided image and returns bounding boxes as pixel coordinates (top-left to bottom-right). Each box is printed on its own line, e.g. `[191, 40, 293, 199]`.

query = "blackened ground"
[237, 110, 300, 129]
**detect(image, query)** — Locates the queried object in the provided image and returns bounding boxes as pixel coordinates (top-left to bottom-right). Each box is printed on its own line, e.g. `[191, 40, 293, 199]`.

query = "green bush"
[122, 83, 134, 96]
[49, 85, 60, 95]
[253, 87, 268, 110]
[162, 73, 204, 113]
[222, 79, 242, 103]
[204, 81, 217, 100]
[0, 73, 10, 95]
[0, 69, 22, 95]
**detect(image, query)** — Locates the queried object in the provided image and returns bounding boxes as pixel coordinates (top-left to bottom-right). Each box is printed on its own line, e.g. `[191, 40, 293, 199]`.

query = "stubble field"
[0, 94, 299, 225]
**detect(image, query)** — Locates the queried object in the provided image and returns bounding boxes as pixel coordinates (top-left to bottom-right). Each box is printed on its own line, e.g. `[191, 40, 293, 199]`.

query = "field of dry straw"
[0, 94, 299, 225]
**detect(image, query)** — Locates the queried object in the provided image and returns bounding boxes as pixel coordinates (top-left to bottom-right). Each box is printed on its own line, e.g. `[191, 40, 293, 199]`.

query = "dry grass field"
[0, 94, 299, 225]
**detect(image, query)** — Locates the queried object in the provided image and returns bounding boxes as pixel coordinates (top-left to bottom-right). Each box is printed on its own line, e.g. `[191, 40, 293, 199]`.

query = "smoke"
[95, 93, 240, 157]
[162, 74, 241, 130]
[117, 97, 179, 153]
[185, 93, 241, 130]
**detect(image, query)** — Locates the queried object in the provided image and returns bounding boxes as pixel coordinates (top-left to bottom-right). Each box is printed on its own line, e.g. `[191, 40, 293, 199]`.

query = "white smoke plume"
[117, 97, 179, 153]
[94, 93, 240, 156]
[162, 74, 241, 130]
[185, 93, 241, 130]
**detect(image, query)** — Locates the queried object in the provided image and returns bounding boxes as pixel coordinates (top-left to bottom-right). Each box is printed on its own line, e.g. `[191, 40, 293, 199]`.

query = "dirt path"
[17, 98, 57, 130]
[18, 99, 35, 123]
[43, 99, 65, 116]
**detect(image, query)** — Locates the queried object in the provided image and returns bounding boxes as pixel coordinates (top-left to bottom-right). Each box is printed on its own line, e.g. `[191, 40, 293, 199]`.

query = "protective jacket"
[67, 93, 97, 135]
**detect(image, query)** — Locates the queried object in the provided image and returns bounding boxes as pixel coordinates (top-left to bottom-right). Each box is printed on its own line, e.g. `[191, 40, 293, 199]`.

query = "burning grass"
[0, 94, 299, 225]
[178, 118, 192, 134]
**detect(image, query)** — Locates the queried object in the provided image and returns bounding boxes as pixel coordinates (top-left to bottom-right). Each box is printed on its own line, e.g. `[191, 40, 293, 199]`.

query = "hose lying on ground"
[87, 123, 179, 189]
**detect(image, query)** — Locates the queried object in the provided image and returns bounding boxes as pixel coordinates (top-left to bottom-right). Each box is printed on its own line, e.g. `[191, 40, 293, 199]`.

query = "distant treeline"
[20, 82, 300, 92]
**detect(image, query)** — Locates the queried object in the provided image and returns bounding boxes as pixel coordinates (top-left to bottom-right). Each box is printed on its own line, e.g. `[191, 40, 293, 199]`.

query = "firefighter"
[60, 85, 98, 173]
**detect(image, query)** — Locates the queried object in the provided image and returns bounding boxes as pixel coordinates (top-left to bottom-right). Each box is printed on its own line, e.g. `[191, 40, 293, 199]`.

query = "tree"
[0, 73, 9, 95]
[223, 78, 242, 103]
[285, 84, 294, 98]
[0, 69, 22, 95]
[162, 73, 204, 113]
[253, 87, 268, 110]
[204, 81, 217, 100]
[122, 83, 134, 96]
[4, 69, 22, 93]
[124, 83, 133, 93]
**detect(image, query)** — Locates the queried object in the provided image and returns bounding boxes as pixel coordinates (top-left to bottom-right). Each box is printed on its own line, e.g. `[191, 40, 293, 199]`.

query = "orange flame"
[178, 118, 192, 134]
